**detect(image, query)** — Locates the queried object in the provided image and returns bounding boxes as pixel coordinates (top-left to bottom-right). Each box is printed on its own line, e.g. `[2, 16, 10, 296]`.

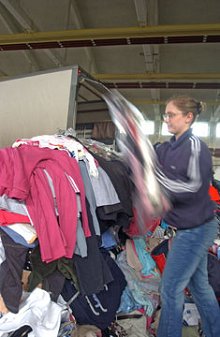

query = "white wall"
[0, 68, 74, 148]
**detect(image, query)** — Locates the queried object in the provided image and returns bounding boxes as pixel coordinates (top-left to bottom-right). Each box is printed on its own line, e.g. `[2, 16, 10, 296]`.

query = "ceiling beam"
[104, 82, 220, 89]
[0, 0, 33, 31]
[77, 99, 220, 106]
[134, 0, 148, 26]
[132, 99, 220, 105]
[211, 104, 220, 122]
[94, 73, 220, 80]
[68, 0, 97, 73]
[133, 0, 160, 117]
[0, 1, 39, 71]
[0, 23, 220, 45]
[0, 0, 62, 66]
[1, 73, 220, 83]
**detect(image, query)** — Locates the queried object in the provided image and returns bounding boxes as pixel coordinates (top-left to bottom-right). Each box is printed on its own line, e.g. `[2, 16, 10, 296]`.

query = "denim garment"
[157, 217, 220, 337]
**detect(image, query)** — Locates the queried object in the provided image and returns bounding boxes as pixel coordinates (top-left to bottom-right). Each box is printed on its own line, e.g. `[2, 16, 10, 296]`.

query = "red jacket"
[209, 184, 220, 204]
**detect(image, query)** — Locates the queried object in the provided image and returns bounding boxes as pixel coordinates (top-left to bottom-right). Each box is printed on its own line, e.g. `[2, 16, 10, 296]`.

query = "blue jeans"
[157, 217, 220, 337]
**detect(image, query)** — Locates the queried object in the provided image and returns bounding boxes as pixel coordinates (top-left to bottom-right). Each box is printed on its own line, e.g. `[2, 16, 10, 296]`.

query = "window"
[161, 122, 172, 136]
[192, 122, 209, 137]
[216, 123, 220, 138]
[142, 120, 155, 135]
[161, 122, 209, 137]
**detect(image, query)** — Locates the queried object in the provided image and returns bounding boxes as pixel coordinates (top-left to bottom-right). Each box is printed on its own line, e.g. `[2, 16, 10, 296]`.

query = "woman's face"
[163, 101, 193, 139]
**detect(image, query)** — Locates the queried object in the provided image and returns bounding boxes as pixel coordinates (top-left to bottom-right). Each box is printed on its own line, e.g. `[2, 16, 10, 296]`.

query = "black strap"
[115, 313, 143, 320]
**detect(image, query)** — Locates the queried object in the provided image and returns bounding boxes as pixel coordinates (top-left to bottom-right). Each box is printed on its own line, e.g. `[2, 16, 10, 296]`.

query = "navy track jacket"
[156, 128, 215, 230]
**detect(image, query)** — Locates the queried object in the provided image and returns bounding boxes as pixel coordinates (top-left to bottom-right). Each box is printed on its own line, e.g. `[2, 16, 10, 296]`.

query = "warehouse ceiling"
[0, 0, 220, 126]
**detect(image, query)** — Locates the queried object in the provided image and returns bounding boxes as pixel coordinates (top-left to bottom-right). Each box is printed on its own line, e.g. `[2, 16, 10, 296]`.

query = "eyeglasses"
[163, 112, 182, 120]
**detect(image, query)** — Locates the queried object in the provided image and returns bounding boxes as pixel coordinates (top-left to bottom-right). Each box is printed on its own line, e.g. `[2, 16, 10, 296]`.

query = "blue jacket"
[156, 128, 215, 229]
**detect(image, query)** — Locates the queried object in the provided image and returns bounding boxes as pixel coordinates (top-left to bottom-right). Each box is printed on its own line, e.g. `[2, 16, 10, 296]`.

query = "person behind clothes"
[155, 95, 220, 337]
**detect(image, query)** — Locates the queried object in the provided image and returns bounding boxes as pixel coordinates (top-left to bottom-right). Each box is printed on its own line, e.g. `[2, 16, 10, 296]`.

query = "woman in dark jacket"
[156, 96, 220, 337]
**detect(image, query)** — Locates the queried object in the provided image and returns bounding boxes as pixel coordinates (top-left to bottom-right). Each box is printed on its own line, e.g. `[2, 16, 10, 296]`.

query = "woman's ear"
[186, 111, 194, 124]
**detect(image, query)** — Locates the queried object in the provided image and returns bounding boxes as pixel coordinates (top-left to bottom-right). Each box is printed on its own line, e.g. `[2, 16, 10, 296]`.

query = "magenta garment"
[0, 145, 90, 262]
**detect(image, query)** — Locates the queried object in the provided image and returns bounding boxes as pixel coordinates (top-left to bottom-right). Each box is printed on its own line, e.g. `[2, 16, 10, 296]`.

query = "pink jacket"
[0, 145, 90, 262]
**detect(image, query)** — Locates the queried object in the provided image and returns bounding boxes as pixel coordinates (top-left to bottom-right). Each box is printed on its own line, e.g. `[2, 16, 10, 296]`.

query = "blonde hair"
[166, 95, 206, 123]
